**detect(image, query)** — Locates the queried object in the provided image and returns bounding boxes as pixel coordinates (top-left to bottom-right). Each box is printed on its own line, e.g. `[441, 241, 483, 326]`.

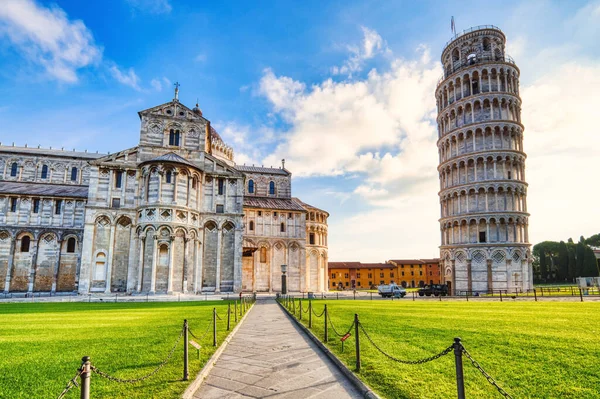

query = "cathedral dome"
[192, 102, 202, 116]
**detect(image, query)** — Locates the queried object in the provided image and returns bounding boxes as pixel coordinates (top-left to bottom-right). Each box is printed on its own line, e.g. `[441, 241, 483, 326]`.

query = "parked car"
[418, 284, 449, 297]
[378, 283, 407, 298]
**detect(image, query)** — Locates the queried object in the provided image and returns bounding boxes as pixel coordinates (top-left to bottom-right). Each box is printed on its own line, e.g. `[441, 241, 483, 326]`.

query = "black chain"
[215, 311, 223, 321]
[329, 317, 355, 337]
[56, 369, 83, 399]
[359, 323, 453, 364]
[462, 348, 514, 398]
[189, 321, 212, 341]
[312, 307, 325, 317]
[91, 328, 183, 384]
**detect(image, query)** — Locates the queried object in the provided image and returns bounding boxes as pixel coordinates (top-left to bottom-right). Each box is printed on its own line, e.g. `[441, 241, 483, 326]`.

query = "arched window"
[280, 222, 285, 233]
[452, 48, 459, 62]
[169, 129, 180, 146]
[41, 165, 48, 179]
[260, 247, 267, 263]
[20, 236, 31, 252]
[483, 38, 491, 52]
[166, 171, 172, 183]
[10, 162, 17, 177]
[249, 221, 254, 231]
[467, 53, 477, 65]
[248, 179, 254, 194]
[94, 252, 107, 280]
[70, 167, 78, 181]
[66, 237, 76, 253]
[269, 181, 275, 195]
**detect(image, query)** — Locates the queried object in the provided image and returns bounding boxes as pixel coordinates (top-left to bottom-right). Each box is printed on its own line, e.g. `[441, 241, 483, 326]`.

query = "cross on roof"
[174, 81, 180, 100]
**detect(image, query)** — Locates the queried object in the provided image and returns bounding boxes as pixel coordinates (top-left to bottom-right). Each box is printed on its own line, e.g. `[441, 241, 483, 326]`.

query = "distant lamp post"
[281, 264, 287, 295]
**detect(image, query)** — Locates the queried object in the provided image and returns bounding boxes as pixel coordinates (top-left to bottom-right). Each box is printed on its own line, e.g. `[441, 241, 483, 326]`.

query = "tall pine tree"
[557, 241, 569, 281]
[583, 246, 599, 277]
[539, 247, 548, 282]
[576, 237, 586, 277]
[567, 245, 577, 280]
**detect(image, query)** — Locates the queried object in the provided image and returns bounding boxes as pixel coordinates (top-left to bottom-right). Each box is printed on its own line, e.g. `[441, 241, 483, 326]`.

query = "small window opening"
[70, 167, 78, 181]
[216, 204, 224, 213]
[111, 198, 120, 208]
[218, 178, 225, 195]
[169, 129, 180, 146]
[479, 231, 487, 243]
[166, 171, 172, 183]
[10, 198, 17, 212]
[20, 236, 30, 252]
[41, 165, 48, 179]
[10, 162, 17, 177]
[115, 171, 123, 188]
[269, 181, 275, 195]
[280, 222, 285, 233]
[248, 180, 254, 194]
[260, 247, 267, 263]
[309, 233, 315, 245]
[258, 211, 262, 216]
[66, 237, 76, 253]
[33, 199, 40, 214]
[507, 171, 512, 180]
[249, 221, 254, 231]
[55, 199, 62, 215]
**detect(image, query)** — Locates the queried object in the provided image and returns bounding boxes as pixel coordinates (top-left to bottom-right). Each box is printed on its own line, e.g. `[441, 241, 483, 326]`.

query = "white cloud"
[109, 65, 141, 91]
[0, 0, 102, 83]
[331, 26, 389, 77]
[125, 0, 172, 14]
[195, 53, 207, 63]
[150, 78, 162, 91]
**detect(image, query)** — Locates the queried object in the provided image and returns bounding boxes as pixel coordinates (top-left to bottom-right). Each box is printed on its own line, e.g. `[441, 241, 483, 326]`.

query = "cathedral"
[0, 89, 329, 295]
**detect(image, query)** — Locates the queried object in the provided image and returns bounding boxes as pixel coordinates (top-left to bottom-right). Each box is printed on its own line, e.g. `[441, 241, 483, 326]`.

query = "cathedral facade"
[0, 94, 328, 294]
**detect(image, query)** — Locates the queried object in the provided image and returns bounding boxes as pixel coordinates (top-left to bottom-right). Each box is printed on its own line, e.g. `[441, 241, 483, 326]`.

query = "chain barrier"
[56, 369, 83, 399]
[215, 311, 223, 321]
[329, 317, 355, 337]
[312, 307, 326, 318]
[189, 322, 212, 342]
[359, 323, 454, 365]
[462, 347, 514, 398]
[91, 328, 184, 384]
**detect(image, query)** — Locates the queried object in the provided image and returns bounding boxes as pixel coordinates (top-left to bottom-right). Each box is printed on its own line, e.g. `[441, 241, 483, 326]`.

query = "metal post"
[324, 305, 328, 342]
[453, 338, 466, 399]
[370, 292, 372, 300]
[500, 290, 502, 302]
[183, 320, 189, 381]
[579, 288, 583, 302]
[466, 291, 469, 302]
[80, 356, 91, 399]
[115, 294, 117, 303]
[534, 288, 537, 301]
[146, 293, 149, 302]
[337, 292, 339, 300]
[234, 300, 238, 322]
[354, 313, 361, 372]
[308, 301, 312, 328]
[88, 294, 91, 303]
[227, 303, 231, 331]
[354, 290, 356, 300]
[412, 291, 415, 301]
[299, 300, 303, 321]
[213, 308, 217, 347]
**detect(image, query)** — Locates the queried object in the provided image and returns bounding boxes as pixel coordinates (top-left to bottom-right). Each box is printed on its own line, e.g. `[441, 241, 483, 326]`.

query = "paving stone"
[192, 299, 362, 398]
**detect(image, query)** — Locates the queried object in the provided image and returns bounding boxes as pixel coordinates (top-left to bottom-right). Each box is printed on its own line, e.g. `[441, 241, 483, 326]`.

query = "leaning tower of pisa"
[435, 26, 532, 295]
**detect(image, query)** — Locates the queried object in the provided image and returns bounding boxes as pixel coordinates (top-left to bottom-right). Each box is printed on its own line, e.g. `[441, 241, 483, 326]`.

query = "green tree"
[539, 247, 548, 282]
[584, 233, 600, 247]
[576, 239, 586, 277]
[567, 245, 577, 280]
[582, 246, 599, 277]
[557, 241, 569, 281]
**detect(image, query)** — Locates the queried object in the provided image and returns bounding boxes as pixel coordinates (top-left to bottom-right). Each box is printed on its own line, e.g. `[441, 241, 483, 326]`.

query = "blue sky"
[1, 0, 599, 261]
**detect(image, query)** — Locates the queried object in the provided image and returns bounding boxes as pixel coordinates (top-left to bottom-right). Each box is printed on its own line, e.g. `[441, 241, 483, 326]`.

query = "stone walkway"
[192, 299, 363, 399]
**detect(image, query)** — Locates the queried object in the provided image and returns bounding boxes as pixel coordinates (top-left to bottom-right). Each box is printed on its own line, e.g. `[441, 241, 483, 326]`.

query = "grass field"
[0, 300, 245, 399]
[286, 299, 600, 399]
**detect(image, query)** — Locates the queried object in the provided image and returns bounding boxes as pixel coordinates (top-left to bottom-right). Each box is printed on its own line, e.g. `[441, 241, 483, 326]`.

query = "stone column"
[28, 238, 39, 293]
[487, 259, 493, 293]
[172, 171, 178, 204]
[51, 239, 63, 293]
[136, 235, 145, 292]
[215, 226, 222, 293]
[182, 237, 188, 293]
[466, 259, 472, 293]
[167, 235, 175, 294]
[104, 223, 117, 294]
[451, 259, 456, 295]
[3, 237, 15, 293]
[150, 234, 158, 293]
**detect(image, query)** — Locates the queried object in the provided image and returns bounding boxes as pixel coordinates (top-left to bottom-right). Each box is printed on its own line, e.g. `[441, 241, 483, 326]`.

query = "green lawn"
[284, 299, 600, 399]
[0, 301, 246, 399]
